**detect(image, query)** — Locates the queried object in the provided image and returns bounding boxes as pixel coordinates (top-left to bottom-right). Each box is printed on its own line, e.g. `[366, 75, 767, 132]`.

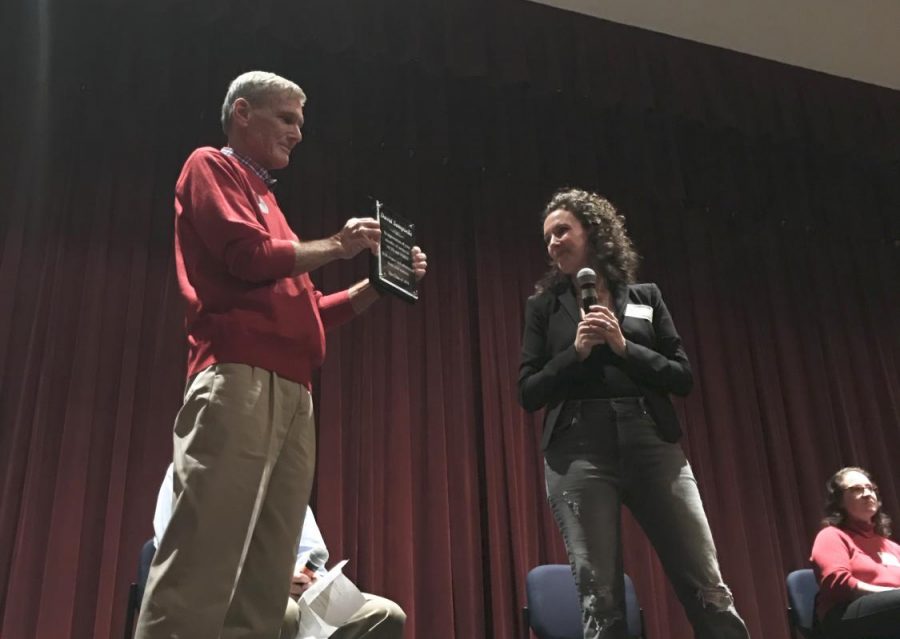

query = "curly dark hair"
[534, 188, 640, 294]
[821, 466, 893, 537]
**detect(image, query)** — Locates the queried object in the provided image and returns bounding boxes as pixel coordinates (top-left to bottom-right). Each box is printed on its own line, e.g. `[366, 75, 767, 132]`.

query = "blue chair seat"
[524, 564, 644, 638]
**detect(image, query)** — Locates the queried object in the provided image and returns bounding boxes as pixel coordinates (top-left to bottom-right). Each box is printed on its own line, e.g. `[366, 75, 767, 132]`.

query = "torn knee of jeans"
[696, 584, 735, 611]
[561, 490, 581, 518]
[584, 585, 622, 632]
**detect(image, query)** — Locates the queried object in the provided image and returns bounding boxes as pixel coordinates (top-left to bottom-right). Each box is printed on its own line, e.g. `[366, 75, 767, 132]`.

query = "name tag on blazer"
[625, 303, 653, 321]
[881, 552, 900, 567]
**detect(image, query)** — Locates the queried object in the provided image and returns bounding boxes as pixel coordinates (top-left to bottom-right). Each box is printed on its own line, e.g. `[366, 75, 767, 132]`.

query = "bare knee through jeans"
[545, 398, 750, 639]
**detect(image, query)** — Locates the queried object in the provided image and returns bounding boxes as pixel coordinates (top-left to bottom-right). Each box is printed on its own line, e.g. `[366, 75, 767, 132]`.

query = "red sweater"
[174, 147, 356, 387]
[810, 522, 900, 618]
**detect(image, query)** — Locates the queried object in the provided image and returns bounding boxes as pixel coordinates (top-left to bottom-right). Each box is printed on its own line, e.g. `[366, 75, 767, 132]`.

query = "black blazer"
[518, 281, 693, 450]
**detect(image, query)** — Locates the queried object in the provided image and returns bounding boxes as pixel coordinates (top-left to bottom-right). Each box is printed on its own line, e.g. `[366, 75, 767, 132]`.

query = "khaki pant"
[136, 363, 316, 639]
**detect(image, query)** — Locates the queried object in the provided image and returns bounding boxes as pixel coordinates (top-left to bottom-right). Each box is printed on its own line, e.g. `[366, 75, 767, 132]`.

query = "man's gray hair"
[221, 71, 306, 134]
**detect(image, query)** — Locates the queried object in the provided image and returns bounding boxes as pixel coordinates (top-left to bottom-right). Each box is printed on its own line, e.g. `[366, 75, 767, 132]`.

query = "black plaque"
[369, 199, 418, 303]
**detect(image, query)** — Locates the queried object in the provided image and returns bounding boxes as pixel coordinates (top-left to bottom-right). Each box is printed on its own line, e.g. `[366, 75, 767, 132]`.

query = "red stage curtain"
[1, 1, 898, 638]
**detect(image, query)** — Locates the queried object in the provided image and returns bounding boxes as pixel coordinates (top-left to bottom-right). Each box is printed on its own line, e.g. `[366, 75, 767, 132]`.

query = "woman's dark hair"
[535, 188, 640, 294]
[822, 466, 892, 537]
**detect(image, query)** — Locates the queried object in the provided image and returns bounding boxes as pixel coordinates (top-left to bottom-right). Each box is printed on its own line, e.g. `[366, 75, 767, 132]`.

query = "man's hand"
[291, 218, 381, 276]
[289, 570, 316, 599]
[334, 217, 381, 259]
[346, 245, 427, 314]
[411, 246, 427, 281]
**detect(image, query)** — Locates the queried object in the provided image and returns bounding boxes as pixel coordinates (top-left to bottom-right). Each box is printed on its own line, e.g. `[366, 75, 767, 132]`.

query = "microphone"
[301, 547, 328, 579]
[576, 268, 598, 313]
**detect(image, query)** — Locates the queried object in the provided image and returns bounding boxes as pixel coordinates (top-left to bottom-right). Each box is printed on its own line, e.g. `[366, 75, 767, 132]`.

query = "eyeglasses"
[844, 483, 877, 497]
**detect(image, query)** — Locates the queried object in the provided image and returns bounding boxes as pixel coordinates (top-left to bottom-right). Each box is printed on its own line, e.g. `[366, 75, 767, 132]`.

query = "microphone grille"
[307, 547, 328, 569]
[576, 268, 597, 287]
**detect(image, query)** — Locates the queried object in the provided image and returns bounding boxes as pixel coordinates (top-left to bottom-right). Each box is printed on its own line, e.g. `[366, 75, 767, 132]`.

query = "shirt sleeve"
[177, 150, 297, 283]
[295, 507, 330, 577]
[811, 526, 860, 601]
[315, 289, 357, 331]
[152, 464, 175, 549]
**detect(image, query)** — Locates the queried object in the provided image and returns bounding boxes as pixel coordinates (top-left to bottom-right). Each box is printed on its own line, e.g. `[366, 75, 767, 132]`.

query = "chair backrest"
[526, 565, 582, 639]
[136, 539, 156, 605]
[785, 568, 819, 636]
[525, 564, 643, 639]
[124, 540, 158, 639]
[622, 573, 642, 637]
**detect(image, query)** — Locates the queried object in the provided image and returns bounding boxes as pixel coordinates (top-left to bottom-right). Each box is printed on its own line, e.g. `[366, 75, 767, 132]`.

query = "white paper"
[296, 560, 366, 639]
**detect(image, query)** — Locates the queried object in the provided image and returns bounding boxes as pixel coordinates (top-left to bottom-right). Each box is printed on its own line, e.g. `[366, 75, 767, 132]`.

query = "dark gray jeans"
[544, 398, 750, 639]
[821, 589, 900, 639]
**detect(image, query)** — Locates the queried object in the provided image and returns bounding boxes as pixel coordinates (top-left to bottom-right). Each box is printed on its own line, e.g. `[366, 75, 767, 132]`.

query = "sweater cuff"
[318, 289, 356, 330]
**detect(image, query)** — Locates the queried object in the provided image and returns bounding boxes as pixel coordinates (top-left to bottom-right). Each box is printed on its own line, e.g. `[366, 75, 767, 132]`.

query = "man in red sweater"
[135, 71, 427, 639]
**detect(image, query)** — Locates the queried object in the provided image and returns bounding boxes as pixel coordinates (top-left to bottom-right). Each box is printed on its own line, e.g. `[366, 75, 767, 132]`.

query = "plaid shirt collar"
[221, 147, 277, 187]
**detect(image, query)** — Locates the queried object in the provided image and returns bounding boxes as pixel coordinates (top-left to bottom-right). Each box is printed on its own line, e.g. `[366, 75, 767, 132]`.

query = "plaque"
[369, 199, 418, 303]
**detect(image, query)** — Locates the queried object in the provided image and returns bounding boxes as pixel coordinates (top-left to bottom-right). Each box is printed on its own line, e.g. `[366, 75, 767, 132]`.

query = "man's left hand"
[411, 246, 427, 281]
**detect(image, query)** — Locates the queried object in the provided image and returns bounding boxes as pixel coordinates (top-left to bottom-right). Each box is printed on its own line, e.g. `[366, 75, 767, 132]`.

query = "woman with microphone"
[518, 188, 749, 639]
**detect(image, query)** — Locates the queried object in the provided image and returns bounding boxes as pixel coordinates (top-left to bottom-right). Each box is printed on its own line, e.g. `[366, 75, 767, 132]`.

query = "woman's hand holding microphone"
[575, 305, 626, 360]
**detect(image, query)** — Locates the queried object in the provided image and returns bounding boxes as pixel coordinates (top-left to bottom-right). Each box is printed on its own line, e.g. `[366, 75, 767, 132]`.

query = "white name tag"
[881, 552, 900, 567]
[257, 195, 269, 214]
[625, 303, 653, 321]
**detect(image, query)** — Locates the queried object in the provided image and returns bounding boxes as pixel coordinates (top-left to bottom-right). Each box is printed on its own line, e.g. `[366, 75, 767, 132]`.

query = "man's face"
[234, 92, 304, 170]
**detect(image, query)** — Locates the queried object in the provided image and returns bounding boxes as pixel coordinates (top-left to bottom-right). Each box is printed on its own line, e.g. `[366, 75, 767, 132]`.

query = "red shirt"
[810, 521, 900, 618]
[174, 147, 355, 387]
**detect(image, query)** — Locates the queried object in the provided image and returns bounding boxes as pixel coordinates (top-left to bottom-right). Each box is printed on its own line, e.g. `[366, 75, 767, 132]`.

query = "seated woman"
[810, 466, 900, 638]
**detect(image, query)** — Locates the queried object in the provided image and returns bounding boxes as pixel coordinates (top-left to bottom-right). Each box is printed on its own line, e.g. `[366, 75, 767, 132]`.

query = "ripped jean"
[544, 398, 750, 639]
